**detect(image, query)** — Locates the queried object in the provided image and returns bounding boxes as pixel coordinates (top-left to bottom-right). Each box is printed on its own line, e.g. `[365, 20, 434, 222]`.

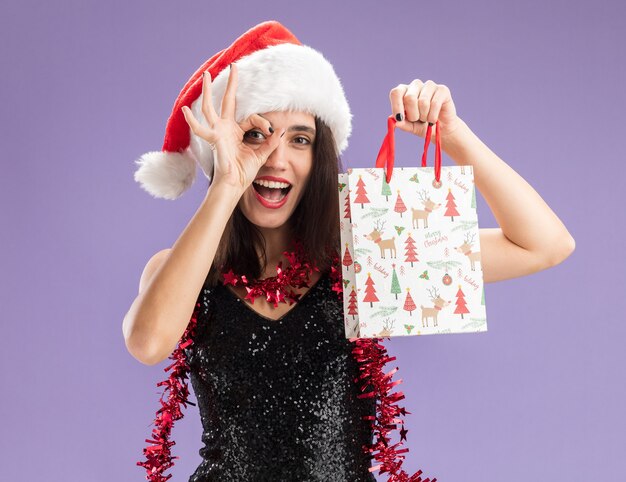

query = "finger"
[220, 63, 238, 120]
[416, 80, 438, 123]
[238, 113, 274, 137]
[389, 84, 409, 121]
[182, 105, 213, 139]
[255, 128, 285, 163]
[403, 79, 424, 122]
[201, 71, 219, 127]
[427, 84, 450, 124]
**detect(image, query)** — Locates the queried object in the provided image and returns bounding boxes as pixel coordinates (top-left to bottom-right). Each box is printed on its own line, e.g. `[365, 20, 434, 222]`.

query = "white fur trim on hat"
[189, 43, 352, 189]
[133, 150, 197, 200]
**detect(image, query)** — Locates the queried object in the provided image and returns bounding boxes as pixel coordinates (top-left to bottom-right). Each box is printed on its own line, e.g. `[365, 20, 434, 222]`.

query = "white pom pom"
[133, 150, 197, 200]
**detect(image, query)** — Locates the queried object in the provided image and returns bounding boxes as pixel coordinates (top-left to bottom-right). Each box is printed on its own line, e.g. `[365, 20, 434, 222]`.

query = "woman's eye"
[245, 130, 311, 145]
[244, 130, 265, 141]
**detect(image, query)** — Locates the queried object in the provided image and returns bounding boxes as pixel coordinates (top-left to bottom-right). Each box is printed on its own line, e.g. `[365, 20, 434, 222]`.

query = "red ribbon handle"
[375, 115, 442, 184]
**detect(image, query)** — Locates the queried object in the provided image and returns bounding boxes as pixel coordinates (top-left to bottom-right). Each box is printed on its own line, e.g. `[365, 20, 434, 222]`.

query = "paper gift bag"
[338, 116, 487, 339]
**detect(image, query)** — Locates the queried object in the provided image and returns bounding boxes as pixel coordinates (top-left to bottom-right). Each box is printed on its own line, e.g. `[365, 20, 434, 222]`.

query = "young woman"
[123, 21, 575, 482]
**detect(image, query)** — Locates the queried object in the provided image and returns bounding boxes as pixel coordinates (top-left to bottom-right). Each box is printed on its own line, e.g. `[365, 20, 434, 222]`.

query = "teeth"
[253, 179, 291, 189]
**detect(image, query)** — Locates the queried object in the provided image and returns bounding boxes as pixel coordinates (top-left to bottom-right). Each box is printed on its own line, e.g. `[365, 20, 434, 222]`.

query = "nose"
[263, 137, 288, 170]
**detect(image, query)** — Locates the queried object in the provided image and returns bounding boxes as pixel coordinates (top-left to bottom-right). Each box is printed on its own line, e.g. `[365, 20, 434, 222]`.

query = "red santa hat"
[134, 20, 353, 200]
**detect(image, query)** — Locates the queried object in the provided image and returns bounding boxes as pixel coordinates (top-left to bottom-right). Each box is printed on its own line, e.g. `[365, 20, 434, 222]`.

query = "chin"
[247, 212, 291, 229]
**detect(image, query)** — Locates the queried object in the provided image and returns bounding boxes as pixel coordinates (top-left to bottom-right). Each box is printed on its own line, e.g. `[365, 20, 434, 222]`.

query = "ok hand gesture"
[181, 63, 284, 193]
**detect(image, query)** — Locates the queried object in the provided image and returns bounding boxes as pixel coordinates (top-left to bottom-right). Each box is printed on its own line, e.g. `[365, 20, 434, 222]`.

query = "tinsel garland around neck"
[137, 243, 437, 482]
[220, 239, 318, 307]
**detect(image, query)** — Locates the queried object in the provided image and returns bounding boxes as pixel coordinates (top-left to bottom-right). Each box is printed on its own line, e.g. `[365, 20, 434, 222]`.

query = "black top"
[184, 271, 377, 482]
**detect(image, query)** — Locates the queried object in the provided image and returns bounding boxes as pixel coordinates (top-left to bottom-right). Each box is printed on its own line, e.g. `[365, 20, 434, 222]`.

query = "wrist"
[440, 117, 468, 142]
[204, 181, 244, 209]
[440, 118, 474, 155]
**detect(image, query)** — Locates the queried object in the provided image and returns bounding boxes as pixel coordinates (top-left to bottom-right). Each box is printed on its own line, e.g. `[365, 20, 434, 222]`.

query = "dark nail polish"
[269, 126, 274, 133]
[395, 113, 403, 122]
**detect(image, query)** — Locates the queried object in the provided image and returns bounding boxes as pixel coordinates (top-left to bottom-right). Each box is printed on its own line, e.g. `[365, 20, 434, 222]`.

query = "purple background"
[2, 1, 624, 480]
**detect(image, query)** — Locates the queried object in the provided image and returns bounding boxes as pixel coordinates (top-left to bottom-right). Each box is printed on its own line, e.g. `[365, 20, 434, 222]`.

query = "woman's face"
[238, 110, 315, 229]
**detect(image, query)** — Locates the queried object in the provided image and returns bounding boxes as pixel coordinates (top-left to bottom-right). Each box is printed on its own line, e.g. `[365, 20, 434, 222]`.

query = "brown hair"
[204, 115, 344, 288]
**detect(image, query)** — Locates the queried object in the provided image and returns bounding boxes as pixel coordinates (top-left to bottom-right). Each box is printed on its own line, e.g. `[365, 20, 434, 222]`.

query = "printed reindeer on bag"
[412, 189, 441, 229]
[339, 124, 488, 338]
[421, 287, 451, 328]
[456, 232, 482, 271]
[375, 317, 395, 338]
[364, 219, 396, 259]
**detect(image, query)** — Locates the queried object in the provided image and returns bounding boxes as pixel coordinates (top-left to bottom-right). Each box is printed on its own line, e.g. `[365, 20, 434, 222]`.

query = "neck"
[256, 222, 296, 273]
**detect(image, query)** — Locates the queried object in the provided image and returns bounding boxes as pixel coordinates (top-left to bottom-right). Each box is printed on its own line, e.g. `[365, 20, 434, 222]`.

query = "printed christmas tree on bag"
[343, 190, 351, 221]
[347, 287, 358, 319]
[363, 273, 379, 307]
[394, 190, 407, 217]
[390, 263, 401, 300]
[340, 163, 487, 339]
[381, 176, 392, 201]
[454, 285, 470, 319]
[404, 233, 419, 267]
[342, 244, 353, 271]
[444, 187, 460, 222]
[403, 288, 416, 317]
[354, 176, 369, 208]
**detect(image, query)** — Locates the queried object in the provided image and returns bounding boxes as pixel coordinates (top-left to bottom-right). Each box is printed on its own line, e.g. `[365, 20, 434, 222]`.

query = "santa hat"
[134, 20, 353, 200]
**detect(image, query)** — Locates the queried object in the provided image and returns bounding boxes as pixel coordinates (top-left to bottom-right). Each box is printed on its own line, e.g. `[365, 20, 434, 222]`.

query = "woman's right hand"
[181, 63, 285, 193]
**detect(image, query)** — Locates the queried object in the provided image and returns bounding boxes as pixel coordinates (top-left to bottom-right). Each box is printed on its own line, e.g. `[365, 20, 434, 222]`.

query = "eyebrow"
[288, 125, 316, 136]
[257, 116, 316, 136]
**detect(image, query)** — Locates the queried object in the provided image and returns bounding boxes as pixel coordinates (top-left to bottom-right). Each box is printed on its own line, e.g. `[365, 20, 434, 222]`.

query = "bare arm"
[123, 64, 283, 365]
[390, 79, 575, 284]
[122, 184, 241, 365]
[441, 118, 576, 283]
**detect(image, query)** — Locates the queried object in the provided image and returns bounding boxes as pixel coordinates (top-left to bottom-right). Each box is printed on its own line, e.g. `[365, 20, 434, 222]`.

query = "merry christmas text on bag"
[338, 116, 488, 339]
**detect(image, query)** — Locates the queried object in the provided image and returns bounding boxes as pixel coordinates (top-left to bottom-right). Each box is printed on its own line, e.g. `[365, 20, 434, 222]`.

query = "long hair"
[204, 115, 344, 287]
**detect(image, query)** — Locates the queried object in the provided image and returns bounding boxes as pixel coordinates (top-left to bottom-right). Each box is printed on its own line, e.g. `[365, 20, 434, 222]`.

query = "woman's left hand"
[390, 79, 463, 141]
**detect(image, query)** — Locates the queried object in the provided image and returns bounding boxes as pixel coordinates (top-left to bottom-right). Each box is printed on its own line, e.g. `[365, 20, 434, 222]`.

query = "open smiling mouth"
[252, 180, 293, 202]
